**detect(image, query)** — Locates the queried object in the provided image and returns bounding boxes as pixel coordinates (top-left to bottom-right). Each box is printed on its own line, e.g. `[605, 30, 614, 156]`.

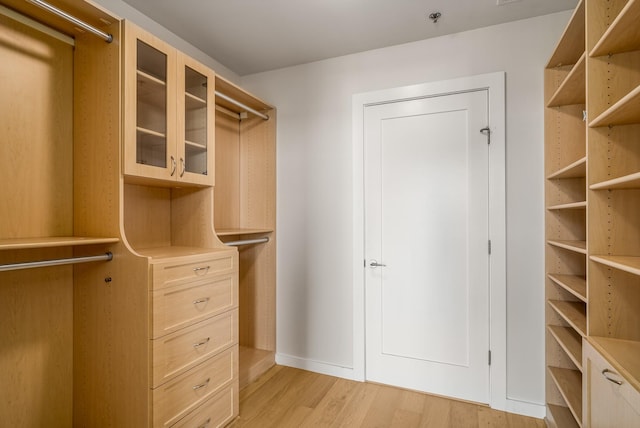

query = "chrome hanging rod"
[215, 91, 269, 121]
[26, 0, 113, 43]
[224, 237, 269, 247]
[0, 252, 113, 272]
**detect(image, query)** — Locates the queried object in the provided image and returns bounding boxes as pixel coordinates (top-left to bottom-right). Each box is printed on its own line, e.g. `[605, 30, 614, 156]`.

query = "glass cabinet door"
[177, 54, 214, 186]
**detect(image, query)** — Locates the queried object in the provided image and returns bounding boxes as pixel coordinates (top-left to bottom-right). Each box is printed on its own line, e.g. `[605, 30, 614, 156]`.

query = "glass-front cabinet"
[123, 22, 214, 186]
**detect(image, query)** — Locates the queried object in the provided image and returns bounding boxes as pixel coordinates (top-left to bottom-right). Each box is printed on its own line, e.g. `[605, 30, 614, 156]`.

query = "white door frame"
[352, 72, 507, 410]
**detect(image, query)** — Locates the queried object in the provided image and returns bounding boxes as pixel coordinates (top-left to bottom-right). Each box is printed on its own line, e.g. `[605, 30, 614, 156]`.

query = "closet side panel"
[0, 14, 74, 428]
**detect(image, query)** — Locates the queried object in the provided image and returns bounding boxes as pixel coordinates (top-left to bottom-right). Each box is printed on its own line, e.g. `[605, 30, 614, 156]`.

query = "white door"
[364, 89, 490, 404]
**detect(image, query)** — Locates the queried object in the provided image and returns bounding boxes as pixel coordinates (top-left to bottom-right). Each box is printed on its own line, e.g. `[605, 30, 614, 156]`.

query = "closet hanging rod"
[215, 91, 269, 120]
[25, 0, 113, 43]
[224, 237, 269, 247]
[0, 252, 113, 272]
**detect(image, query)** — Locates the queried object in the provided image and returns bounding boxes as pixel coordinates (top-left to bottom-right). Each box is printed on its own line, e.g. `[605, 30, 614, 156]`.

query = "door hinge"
[488, 350, 492, 366]
[488, 240, 492, 255]
[480, 126, 491, 145]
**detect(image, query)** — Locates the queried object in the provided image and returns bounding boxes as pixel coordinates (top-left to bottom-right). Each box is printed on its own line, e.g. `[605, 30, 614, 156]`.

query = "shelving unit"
[546, 1, 640, 426]
[544, 2, 586, 426]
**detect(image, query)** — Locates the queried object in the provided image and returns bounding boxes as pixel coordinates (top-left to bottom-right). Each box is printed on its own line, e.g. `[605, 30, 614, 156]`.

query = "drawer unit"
[151, 252, 236, 290]
[152, 309, 238, 387]
[152, 345, 238, 428]
[171, 384, 237, 428]
[152, 274, 238, 338]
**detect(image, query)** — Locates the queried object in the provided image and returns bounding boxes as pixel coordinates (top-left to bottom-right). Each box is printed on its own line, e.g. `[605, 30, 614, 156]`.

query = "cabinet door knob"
[602, 369, 623, 385]
[170, 156, 176, 176]
[192, 337, 210, 348]
[192, 377, 210, 390]
[180, 157, 185, 177]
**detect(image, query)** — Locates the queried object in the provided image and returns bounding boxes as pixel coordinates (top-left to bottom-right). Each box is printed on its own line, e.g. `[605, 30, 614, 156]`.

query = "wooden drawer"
[153, 345, 238, 428]
[152, 274, 238, 338]
[151, 252, 236, 290]
[152, 309, 238, 387]
[171, 383, 238, 428]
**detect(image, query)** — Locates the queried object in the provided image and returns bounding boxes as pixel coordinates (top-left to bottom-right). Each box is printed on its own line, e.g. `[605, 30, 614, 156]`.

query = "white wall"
[240, 11, 572, 408]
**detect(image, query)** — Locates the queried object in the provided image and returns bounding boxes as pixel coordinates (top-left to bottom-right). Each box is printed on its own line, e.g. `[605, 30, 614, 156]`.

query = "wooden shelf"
[590, 84, 640, 127]
[216, 228, 273, 237]
[548, 240, 587, 255]
[546, 0, 585, 67]
[548, 300, 587, 337]
[185, 91, 206, 110]
[547, 53, 586, 107]
[590, 172, 640, 190]
[548, 325, 583, 372]
[548, 366, 583, 427]
[548, 157, 587, 180]
[134, 245, 230, 262]
[547, 201, 587, 210]
[136, 126, 166, 139]
[548, 404, 580, 428]
[590, 0, 640, 57]
[0, 237, 119, 251]
[590, 255, 640, 276]
[239, 346, 275, 389]
[589, 337, 640, 393]
[548, 274, 587, 302]
[185, 139, 206, 150]
[137, 69, 166, 86]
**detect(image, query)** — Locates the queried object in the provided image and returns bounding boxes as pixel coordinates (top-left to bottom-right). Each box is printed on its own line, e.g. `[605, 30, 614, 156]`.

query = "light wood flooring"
[229, 365, 545, 427]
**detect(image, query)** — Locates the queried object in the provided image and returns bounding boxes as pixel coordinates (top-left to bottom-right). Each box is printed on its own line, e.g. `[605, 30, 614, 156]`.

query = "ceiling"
[121, 0, 578, 76]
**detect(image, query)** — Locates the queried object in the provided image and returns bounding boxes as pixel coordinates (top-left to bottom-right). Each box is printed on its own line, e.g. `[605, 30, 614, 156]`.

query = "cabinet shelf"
[590, 0, 640, 57]
[548, 404, 580, 428]
[590, 172, 640, 190]
[137, 126, 166, 139]
[549, 300, 587, 337]
[548, 325, 583, 372]
[590, 255, 640, 276]
[547, 53, 586, 107]
[546, 0, 585, 67]
[137, 69, 166, 87]
[216, 228, 273, 237]
[547, 201, 587, 210]
[185, 139, 206, 150]
[590, 84, 640, 127]
[185, 92, 206, 110]
[589, 336, 640, 393]
[548, 274, 587, 302]
[547, 157, 587, 180]
[0, 236, 119, 251]
[548, 366, 583, 426]
[548, 240, 587, 254]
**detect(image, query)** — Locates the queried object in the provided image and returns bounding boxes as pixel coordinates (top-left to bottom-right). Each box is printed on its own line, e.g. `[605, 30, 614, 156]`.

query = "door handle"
[369, 260, 386, 268]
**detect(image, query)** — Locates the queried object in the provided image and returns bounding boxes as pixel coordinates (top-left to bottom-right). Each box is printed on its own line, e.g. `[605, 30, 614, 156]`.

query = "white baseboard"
[275, 353, 359, 380]
[504, 398, 546, 419]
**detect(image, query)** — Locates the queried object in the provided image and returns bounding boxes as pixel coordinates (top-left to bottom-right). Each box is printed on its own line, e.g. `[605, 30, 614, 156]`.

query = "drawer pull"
[197, 417, 211, 428]
[193, 297, 210, 305]
[193, 266, 210, 275]
[192, 378, 210, 391]
[602, 369, 623, 385]
[193, 337, 211, 348]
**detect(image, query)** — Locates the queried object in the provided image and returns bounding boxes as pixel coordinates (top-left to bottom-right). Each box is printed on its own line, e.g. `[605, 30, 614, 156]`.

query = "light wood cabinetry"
[214, 77, 277, 388]
[545, 1, 640, 427]
[1, 1, 275, 426]
[123, 22, 214, 187]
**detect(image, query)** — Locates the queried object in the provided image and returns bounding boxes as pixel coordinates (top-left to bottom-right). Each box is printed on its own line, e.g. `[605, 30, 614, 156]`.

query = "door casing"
[352, 72, 506, 410]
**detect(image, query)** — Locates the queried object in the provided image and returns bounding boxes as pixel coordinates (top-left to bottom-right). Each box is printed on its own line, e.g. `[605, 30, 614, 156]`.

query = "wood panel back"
[214, 111, 241, 230]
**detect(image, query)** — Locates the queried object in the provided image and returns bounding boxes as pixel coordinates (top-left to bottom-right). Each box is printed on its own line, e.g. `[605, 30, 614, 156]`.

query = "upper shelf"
[590, 84, 640, 127]
[548, 240, 587, 255]
[590, 172, 640, 190]
[547, 53, 586, 107]
[591, 255, 640, 276]
[216, 228, 273, 237]
[590, 0, 640, 57]
[546, 0, 585, 68]
[0, 237, 119, 251]
[548, 157, 586, 180]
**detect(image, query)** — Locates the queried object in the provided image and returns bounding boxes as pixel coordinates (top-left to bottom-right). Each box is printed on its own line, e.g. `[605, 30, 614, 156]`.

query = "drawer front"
[152, 252, 236, 290]
[152, 274, 238, 338]
[171, 383, 238, 428]
[153, 345, 238, 428]
[152, 309, 238, 387]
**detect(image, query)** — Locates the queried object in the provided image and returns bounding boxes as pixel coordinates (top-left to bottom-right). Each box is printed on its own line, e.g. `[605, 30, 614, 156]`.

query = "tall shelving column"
[544, 1, 586, 426]
[586, 0, 640, 404]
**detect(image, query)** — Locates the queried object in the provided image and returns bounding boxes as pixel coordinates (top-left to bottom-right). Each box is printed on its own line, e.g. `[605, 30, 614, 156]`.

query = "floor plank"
[229, 366, 545, 427]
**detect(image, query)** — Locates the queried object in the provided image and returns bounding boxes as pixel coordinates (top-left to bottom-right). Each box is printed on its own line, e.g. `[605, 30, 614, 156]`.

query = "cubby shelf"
[547, 53, 586, 107]
[590, 84, 640, 127]
[547, 201, 587, 210]
[590, 0, 640, 57]
[548, 404, 580, 428]
[547, 240, 587, 255]
[548, 300, 587, 337]
[548, 274, 586, 302]
[546, 0, 585, 67]
[548, 325, 583, 372]
[547, 157, 587, 180]
[548, 366, 583, 427]
[590, 172, 640, 190]
[590, 255, 640, 276]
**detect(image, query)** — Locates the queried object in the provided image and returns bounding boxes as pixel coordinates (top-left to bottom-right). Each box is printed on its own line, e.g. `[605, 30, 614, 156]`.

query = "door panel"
[364, 90, 490, 404]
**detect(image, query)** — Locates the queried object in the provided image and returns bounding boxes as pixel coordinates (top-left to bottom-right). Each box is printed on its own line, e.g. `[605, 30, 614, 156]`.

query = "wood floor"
[228, 366, 545, 428]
